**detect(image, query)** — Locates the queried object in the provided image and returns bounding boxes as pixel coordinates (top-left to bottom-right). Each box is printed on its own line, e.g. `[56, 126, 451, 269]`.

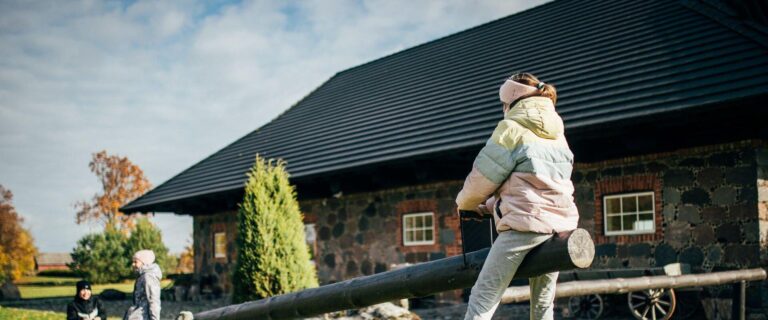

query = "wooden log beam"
[500, 268, 767, 304]
[193, 228, 594, 320]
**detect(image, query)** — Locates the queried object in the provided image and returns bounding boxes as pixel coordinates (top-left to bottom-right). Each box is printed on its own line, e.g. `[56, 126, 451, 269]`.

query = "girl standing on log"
[456, 73, 579, 320]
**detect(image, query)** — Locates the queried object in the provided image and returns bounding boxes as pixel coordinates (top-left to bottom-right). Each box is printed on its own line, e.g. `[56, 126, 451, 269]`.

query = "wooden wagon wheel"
[628, 288, 676, 320]
[568, 294, 604, 319]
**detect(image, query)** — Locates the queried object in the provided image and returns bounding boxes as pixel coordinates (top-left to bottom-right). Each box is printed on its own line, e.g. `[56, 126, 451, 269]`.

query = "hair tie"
[537, 82, 546, 90]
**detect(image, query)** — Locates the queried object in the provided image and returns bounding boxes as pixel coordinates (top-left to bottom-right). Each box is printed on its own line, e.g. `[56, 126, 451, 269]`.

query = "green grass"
[18, 282, 137, 299]
[14, 276, 172, 299]
[0, 306, 63, 320]
[14, 276, 79, 286]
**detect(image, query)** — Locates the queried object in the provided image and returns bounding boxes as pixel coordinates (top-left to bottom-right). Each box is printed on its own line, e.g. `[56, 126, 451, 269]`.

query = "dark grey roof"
[123, 0, 768, 213]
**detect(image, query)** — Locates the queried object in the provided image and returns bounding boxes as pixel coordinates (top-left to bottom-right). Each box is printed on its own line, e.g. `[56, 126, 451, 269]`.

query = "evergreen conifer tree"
[233, 155, 318, 302]
[125, 217, 171, 272]
[69, 226, 130, 283]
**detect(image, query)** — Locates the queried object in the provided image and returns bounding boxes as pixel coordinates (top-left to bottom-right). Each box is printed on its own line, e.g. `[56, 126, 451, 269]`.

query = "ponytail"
[508, 73, 557, 105]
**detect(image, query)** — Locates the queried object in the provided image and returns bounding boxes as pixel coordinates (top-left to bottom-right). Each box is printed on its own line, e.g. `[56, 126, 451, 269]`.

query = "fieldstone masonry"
[575, 140, 765, 307]
[758, 147, 768, 267]
[300, 182, 466, 302]
[193, 211, 239, 297]
[192, 140, 766, 307]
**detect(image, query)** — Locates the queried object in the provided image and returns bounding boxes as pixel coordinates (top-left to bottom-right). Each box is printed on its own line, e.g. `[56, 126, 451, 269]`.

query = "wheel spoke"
[572, 306, 580, 313]
[657, 300, 670, 306]
[655, 303, 667, 315]
[632, 302, 646, 309]
[631, 293, 645, 300]
[642, 305, 650, 318]
[651, 306, 657, 320]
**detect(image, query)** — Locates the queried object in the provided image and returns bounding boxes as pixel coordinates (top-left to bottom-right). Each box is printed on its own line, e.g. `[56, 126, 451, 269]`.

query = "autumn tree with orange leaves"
[74, 150, 151, 230]
[0, 185, 37, 282]
[176, 239, 194, 274]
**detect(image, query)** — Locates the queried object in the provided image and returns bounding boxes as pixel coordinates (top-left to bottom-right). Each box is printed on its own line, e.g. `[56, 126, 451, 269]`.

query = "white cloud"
[0, 0, 549, 253]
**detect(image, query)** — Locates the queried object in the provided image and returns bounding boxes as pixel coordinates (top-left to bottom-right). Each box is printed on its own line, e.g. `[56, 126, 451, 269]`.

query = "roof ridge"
[681, 0, 768, 48]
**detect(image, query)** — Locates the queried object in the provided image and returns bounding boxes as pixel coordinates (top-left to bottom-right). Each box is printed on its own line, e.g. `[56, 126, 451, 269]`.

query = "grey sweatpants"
[464, 230, 558, 320]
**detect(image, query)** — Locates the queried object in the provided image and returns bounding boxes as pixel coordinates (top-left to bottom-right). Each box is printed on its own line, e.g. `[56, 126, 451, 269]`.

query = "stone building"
[123, 0, 768, 308]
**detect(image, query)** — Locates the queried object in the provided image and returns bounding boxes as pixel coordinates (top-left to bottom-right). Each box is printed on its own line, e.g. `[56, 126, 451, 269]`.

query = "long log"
[500, 268, 767, 304]
[193, 228, 594, 320]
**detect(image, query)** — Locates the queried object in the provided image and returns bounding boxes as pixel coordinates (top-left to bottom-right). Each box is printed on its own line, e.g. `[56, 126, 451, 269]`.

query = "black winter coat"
[66, 295, 106, 320]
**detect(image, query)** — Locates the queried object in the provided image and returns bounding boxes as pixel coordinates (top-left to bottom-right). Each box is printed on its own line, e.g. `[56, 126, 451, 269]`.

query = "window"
[214, 232, 227, 259]
[594, 174, 662, 244]
[603, 192, 655, 236]
[402, 212, 435, 246]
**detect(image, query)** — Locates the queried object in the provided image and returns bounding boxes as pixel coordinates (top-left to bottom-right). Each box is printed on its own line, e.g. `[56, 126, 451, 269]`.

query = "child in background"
[67, 280, 106, 320]
[124, 250, 162, 320]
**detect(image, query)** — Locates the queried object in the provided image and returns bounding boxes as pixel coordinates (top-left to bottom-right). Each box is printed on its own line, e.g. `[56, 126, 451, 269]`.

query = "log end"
[567, 229, 595, 269]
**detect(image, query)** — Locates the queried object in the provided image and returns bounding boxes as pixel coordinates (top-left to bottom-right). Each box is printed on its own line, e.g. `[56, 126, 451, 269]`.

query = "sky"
[0, 0, 550, 254]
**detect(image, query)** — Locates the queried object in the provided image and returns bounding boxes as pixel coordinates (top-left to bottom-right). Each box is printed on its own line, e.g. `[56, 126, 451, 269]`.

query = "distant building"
[123, 0, 768, 309]
[35, 253, 73, 272]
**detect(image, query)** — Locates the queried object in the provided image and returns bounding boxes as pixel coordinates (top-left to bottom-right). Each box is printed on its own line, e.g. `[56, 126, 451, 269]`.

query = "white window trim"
[402, 212, 435, 246]
[214, 232, 227, 258]
[603, 191, 655, 236]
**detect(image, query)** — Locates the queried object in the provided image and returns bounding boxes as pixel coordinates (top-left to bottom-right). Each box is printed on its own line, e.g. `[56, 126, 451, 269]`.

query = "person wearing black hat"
[67, 280, 106, 320]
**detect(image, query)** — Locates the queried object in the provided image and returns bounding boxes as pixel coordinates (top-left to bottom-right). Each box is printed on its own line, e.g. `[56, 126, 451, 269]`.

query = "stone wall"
[193, 211, 238, 296]
[191, 181, 468, 302]
[758, 147, 768, 266]
[574, 141, 764, 307]
[191, 140, 765, 306]
[575, 141, 762, 271]
[300, 181, 466, 302]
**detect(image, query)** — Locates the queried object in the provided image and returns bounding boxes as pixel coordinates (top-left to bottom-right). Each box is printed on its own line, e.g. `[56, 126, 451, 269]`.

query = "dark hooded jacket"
[67, 281, 106, 320]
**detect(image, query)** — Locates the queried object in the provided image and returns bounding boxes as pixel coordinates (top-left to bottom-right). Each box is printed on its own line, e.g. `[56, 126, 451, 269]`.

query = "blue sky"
[0, 0, 549, 254]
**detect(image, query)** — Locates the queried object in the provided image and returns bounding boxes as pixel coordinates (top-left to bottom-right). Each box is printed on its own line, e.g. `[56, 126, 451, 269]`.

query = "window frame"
[214, 232, 227, 259]
[402, 212, 436, 246]
[603, 191, 656, 236]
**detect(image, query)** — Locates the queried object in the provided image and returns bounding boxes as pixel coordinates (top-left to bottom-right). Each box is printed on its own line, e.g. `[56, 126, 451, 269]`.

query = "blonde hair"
[509, 73, 557, 105]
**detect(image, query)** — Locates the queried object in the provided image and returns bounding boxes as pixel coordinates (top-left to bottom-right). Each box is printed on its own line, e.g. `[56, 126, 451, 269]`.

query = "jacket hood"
[140, 262, 162, 280]
[505, 96, 563, 139]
